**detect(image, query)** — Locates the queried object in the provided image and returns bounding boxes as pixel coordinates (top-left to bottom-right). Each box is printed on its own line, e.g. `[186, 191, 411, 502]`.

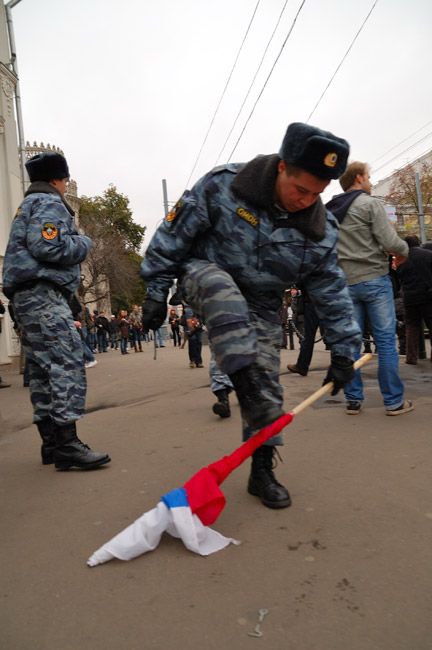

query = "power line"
[214, 0, 290, 166]
[371, 119, 432, 165]
[372, 129, 432, 175]
[227, 0, 307, 162]
[306, 0, 378, 123]
[185, 0, 261, 188]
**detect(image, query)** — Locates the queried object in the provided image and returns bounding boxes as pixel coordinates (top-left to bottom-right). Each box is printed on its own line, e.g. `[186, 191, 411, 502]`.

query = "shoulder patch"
[236, 207, 259, 228]
[41, 222, 59, 240]
[165, 199, 183, 223]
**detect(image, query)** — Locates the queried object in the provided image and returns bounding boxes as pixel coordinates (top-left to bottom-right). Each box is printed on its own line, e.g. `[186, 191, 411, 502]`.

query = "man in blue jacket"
[141, 123, 361, 509]
[2, 152, 110, 470]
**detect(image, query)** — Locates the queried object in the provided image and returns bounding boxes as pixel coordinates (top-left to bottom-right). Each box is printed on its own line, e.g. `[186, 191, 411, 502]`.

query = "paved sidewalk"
[1, 342, 431, 650]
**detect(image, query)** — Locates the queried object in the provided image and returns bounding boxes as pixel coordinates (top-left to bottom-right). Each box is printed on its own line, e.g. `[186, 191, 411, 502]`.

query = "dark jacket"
[95, 315, 110, 332]
[397, 246, 432, 305]
[119, 317, 130, 338]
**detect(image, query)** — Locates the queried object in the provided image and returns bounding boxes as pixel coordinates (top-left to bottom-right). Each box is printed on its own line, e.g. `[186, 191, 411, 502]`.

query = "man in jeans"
[326, 161, 413, 416]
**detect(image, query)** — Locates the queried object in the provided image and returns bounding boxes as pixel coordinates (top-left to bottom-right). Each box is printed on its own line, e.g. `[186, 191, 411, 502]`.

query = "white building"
[373, 150, 432, 198]
[373, 150, 432, 240]
[0, 1, 23, 363]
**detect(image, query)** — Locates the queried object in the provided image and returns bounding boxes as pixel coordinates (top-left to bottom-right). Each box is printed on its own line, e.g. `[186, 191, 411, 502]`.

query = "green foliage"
[385, 161, 432, 240]
[385, 161, 432, 214]
[78, 185, 147, 308]
[111, 251, 147, 314]
[80, 184, 146, 253]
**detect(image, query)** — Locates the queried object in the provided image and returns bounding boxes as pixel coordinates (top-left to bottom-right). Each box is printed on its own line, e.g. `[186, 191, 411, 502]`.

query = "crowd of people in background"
[74, 302, 206, 365]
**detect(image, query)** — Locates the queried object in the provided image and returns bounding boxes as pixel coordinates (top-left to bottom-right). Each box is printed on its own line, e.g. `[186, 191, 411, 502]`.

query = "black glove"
[141, 298, 167, 331]
[323, 355, 355, 396]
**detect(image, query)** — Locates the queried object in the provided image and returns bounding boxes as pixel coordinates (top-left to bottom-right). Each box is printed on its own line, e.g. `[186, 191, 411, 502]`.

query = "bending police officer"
[141, 123, 361, 509]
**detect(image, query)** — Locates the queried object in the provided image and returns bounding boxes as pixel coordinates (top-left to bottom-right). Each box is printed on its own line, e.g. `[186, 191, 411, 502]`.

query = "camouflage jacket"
[2, 182, 92, 297]
[141, 155, 361, 356]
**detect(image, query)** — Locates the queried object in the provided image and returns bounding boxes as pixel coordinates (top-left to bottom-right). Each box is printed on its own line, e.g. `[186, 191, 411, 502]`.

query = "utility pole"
[161, 178, 169, 217]
[5, 0, 26, 194]
[415, 172, 427, 244]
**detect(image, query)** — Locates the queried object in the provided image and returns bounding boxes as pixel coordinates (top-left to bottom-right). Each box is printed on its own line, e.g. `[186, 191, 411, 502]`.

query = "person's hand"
[392, 254, 406, 269]
[141, 299, 167, 331]
[323, 355, 355, 395]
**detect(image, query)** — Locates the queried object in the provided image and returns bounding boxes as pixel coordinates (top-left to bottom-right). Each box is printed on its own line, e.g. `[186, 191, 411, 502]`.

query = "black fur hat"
[25, 152, 70, 182]
[280, 122, 349, 180]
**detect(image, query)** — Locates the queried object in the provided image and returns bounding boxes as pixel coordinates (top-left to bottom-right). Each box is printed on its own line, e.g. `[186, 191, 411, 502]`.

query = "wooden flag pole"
[291, 353, 373, 416]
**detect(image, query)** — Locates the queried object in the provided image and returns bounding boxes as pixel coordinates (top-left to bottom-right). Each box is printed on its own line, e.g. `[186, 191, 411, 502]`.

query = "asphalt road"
[1, 341, 431, 650]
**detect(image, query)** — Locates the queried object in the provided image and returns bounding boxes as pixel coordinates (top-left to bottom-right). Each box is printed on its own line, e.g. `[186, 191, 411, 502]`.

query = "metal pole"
[5, 0, 26, 195]
[415, 172, 427, 244]
[162, 178, 169, 217]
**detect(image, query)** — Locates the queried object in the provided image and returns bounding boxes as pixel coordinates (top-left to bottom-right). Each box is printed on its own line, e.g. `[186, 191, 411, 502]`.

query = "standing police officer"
[2, 152, 111, 470]
[141, 122, 361, 509]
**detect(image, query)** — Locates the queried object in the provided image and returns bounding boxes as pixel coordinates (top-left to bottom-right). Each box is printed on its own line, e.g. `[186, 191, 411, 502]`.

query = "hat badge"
[324, 152, 338, 168]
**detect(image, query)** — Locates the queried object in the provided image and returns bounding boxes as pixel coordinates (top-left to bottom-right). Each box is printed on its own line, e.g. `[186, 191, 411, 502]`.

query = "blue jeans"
[82, 340, 95, 363]
[155, 329, 164, 346]
[86, 331, 96, 351]
[344, 274, 404, 409]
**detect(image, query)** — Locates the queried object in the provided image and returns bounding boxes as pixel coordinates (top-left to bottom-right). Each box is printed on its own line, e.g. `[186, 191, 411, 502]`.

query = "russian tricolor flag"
[87, 413, 293, 566]
[87, 355, 372, 567]
[87, 486, 239, 566]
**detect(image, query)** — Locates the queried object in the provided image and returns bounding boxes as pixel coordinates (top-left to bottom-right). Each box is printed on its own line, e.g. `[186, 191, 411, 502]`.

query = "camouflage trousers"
[12, 283, 86, 425]
[181, 260, 284, 444]
[209, 348, 233, 394]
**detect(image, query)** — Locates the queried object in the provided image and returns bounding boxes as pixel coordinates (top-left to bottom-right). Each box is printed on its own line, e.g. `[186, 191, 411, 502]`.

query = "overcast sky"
[7, 0, 432, 248]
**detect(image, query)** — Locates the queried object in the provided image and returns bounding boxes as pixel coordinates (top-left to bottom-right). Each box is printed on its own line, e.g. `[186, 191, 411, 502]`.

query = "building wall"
[373, 150, 432, 198]
[373, 150, 432, 240]
[0, 3, 23, 363]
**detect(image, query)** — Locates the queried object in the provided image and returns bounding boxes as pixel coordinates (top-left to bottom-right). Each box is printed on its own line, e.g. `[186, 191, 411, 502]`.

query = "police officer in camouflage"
[2, 152, 110, 470]
[141, 122, 361, 509]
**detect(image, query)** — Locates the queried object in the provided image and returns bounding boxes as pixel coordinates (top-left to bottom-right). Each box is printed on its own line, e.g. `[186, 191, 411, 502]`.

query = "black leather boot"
[248, 446, 291, 509]
[36, 418, 56, 465]
[229, 363, 283, 430]
[212, 389, 231, 418]
[54, 422, 111, 471]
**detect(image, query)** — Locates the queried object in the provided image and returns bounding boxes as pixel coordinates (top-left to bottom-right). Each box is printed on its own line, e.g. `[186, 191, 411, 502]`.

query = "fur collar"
[231, 154, 327, 241]
[25, 181, 75, 216]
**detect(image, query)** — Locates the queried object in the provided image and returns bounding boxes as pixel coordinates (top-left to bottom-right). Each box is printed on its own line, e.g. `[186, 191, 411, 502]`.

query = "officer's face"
[50, 177, 69, 196]
[276, 161, 329, 212]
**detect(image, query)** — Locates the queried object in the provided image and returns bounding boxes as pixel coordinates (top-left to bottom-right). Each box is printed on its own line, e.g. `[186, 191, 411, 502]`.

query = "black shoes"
[287, 364, 307, 376]
[248, 446, 291, 509]
[346, 400, 362, 415]
[212, 389, 231, 418]
[229, 363, 284, 430]
[53, 422, 111, 470]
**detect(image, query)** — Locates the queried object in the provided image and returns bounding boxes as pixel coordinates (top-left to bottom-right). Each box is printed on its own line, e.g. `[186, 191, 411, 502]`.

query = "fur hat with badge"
[280, 122, 349, 180]
[25, 152, 70, 182]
